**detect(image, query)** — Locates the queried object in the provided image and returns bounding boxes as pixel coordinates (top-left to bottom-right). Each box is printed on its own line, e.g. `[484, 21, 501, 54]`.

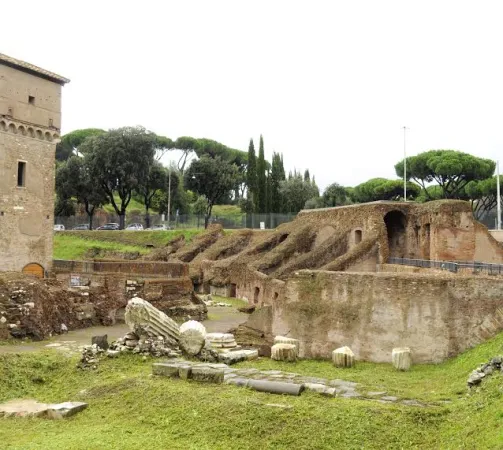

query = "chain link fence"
[54, 212, 297, 230]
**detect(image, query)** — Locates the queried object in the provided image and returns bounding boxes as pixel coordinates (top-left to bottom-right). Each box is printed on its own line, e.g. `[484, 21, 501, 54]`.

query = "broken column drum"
[392, 347, 412, 371]
[332, 346, 355, 368]
[271, 343, 297, 362]
[124, 297, 180, 346]
[179, 320, 206, 356]
[274, 336, 300, 354]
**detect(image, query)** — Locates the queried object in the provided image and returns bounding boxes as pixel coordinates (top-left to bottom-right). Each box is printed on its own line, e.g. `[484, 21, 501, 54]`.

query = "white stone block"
[392, 347, 412, 371]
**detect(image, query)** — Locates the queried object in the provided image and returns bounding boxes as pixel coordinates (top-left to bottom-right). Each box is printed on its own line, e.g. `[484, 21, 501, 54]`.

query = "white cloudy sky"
[3, 0, 503, 190]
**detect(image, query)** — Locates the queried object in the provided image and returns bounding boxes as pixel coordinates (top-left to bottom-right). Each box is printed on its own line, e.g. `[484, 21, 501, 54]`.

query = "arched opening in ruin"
[384, 210, 407, 258]
[254, 287, 260, 304]
[22, 263, 44, 278]
[354, 229, 362, 244]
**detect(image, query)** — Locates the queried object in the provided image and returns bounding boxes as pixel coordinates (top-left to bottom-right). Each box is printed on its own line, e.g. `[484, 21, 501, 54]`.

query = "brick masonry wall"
[269, 270, 503, 363]
[0, 131, 56, 273]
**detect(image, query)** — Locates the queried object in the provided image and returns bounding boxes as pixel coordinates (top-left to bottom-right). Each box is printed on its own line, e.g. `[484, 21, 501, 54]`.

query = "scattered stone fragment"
[191, 366, 225, 383]
[218, 349, 259, 365]
[271, 343, 297, 362]
[178, 365, 192, 380]
[274, 336, 300, 354]
[332, 346, 355, 368]
[467, 369, 485, 387]
[304, 383, 336, 397]
[46, 402, 88, 419]
[125, 297, 180, 346]
[91, 335, 109, 350]
[106, 349, 120, 358]
[380, 396, 398, 402]
[248, 379, 304, 396]
[179, 320, 206, 356]
[152, 363, 180, 378]
[366, 391, 387, 397]
[0, 399, 88, 419]
[205, 332, 237, 349]
[77, 344, 104, 370]
[392, 347, 412, 371]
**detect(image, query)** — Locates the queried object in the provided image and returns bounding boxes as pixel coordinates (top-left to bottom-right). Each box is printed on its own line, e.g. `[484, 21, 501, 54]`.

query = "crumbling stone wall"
[266, 270, 503, 363]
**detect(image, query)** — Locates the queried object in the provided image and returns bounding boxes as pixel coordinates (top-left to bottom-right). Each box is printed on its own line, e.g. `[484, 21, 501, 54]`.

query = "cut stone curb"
[0, 399, 88, 419]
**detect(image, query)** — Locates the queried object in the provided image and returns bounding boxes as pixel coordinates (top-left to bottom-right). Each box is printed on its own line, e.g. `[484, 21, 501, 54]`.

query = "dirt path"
[0, 306, 248, 354]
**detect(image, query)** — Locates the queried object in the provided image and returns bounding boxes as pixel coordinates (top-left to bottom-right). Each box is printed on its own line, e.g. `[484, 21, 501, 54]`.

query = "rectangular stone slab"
[46, 402, 88, 419]
[152, 363, 180, 377]
[191, 367, 224, 383]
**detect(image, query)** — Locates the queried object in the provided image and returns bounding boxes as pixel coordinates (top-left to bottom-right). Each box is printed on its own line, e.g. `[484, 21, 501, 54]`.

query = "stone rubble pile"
[467, 355, 503, 388]
[77, 344, 105, 370]
[77, 297, 259, 368]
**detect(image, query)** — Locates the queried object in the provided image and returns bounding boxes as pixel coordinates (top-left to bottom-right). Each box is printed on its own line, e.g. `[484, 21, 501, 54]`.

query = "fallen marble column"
[179, 320, 206, 356]
[247, 379, 304, 396]
[218, 349, 259, 365]
[332, 346, 355, 368]
[392, 347, 412, 371]
[271, 343, 297, 362]
[125, 297, 180, 346]
[274, 336, 300, 354]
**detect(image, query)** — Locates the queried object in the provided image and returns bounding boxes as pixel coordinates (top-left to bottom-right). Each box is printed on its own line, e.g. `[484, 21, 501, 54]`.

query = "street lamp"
[403, 126, 408, 201]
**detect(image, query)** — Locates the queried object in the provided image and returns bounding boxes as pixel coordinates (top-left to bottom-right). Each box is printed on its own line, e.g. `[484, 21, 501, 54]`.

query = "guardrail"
[388, 257, 503, 275]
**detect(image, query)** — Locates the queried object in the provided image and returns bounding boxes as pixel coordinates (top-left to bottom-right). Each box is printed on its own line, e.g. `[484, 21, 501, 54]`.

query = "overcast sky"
[3, 0, 503, 191]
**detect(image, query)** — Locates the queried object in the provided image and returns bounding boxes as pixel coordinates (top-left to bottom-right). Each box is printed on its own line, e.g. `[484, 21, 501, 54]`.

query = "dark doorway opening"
[229, 283, 237, 298]
[254, 287, 260, 304]
[355, 229, 362, 244]
[384, 210, 407, 258]
[424, 223, 431, 259]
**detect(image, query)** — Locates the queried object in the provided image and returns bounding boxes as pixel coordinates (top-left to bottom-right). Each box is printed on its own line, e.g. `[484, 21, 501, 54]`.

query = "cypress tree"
[271, 152, 283, 213]
[304, 169, 310, 182]
[246, 138, 257, 210]
[257, 135, 267, 213]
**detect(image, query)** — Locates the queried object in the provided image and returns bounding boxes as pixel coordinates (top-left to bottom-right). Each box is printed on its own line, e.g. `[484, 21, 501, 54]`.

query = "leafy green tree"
[304, 197, 324, 209]
[136, 162, 169, 228]
[246, 139, 258, 209]
[352, 178, 420, 203]
[322, 183, 347, 207]
[56, 128, 106, 161]
[55, 156, 108, 229]
[465, 176, 503, 220]
[304, 169, 310, 182]
[279, 174, 320, 213]
[81, 126, 157, 229]
[395, 150, 495, 199]
[185, 156, 239, 228]
[257, 135, 267, 213]
[54, 196, 76, 217]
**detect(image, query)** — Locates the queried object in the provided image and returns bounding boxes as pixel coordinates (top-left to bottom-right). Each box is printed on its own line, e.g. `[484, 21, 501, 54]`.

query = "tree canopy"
[279, 173, 319, 213]
[352, 178, 420, 203]
[81, 126, 158, 229]
[56, 156, 108, 229]
[395, 150, 495, 199]
[56, 128, 106, 161]
[184, 156, 239, 228]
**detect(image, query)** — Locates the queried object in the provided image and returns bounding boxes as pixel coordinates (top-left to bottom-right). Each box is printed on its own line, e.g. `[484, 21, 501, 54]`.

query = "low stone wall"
[264, 270, 503, 363]
[53, 260, 188, 278]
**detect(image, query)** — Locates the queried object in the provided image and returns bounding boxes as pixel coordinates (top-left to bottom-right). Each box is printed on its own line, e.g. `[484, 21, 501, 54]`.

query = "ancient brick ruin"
[159, 200, 503, 363]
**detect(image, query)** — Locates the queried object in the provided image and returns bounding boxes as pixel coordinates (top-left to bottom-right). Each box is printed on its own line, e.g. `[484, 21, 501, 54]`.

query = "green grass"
[53, 234, 150, 260]
[212, 204, 243, 216]
[54, 229, 204, 260]
[1, 333, 503, 448]
[211, 295, 249, 308]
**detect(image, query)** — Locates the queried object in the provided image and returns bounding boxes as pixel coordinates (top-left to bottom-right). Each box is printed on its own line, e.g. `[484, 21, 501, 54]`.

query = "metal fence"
[54, 213, 297, 230]
[388, 257, 503, 275]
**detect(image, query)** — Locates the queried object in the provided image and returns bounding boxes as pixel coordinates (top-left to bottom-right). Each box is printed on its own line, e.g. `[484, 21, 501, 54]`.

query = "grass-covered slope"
[54, 230, 204, 260]
[1, 331, 503, 448]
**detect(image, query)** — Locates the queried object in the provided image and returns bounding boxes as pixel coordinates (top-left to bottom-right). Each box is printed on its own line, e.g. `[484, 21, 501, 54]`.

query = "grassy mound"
[54, 230, 203, 260]
[1, 331, 503, 448]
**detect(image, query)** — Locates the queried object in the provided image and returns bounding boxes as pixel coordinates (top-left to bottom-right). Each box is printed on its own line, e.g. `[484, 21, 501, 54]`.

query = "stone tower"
[0, 53, 69, 276]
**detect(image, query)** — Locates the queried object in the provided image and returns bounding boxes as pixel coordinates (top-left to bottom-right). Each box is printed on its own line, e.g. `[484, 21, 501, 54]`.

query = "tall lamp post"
[403, 126, 408, 201]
